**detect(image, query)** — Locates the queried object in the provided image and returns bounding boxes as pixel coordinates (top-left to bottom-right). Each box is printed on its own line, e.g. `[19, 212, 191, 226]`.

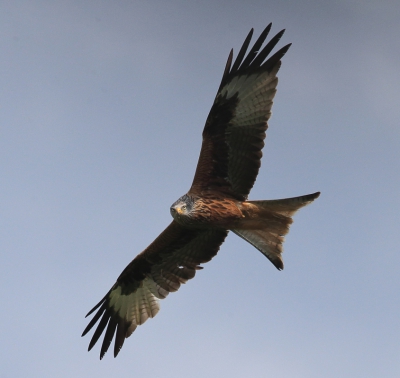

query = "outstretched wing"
[190, 24, 291, 200]
[82, 221, 227, 359]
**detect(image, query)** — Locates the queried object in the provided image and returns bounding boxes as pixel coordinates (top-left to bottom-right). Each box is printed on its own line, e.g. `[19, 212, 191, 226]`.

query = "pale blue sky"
[1, 1, 400, 377]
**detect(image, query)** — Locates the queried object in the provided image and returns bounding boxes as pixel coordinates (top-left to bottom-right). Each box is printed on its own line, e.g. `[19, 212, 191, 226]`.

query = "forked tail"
[232, 192, 320, 270]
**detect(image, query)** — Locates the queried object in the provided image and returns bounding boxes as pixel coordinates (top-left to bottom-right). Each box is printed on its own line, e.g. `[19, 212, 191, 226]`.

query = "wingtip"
[298, 191, 320, 204]
[310, 191, 321, 200]
[264, 22, 272, 34]
[88, 340, 96, 352]
[279, 43, 292, 57]
[114, 347, 121, 358]
[220, 48, 233, 85]
[274, 260, 284, 271]
[85, 291, 110, 317]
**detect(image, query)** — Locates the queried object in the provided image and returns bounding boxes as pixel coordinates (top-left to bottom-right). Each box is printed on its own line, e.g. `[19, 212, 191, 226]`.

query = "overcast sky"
[1, 1, 400, 377]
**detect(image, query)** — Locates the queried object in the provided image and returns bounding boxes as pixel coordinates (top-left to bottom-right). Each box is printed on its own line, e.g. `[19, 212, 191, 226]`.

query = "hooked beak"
[176, 207, 183, 215]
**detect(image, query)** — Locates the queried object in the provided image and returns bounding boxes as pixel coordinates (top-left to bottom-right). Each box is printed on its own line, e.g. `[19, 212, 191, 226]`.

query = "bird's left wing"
[82, 220, 227, 359]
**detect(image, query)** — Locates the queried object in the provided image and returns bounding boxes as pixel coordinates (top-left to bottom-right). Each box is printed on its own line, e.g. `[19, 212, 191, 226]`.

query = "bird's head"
[170, 194, 195, 221]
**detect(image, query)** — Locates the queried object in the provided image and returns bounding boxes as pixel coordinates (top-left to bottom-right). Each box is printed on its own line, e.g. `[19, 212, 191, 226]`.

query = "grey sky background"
[1, 1, 399, 377]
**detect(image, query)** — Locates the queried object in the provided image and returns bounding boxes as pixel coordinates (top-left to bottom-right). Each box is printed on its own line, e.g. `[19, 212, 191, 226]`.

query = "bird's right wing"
[82, 221, 228, 359]
[190, 24, 291, 200]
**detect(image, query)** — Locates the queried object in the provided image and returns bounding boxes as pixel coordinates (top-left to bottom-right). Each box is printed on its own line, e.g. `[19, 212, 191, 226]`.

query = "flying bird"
[82, 24, 320, 359]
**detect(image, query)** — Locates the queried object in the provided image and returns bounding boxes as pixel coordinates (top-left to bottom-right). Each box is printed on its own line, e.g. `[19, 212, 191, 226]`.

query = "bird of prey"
[82, 23, 320, 359]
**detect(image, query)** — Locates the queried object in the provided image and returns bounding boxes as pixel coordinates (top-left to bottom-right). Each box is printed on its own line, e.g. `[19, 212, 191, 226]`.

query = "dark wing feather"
[190, 26, 291, 200]
[82, 221, 227, 359]
[231, 23, 271, 78]
[250, 29, 285, 67]
[230, 28, 253, 73]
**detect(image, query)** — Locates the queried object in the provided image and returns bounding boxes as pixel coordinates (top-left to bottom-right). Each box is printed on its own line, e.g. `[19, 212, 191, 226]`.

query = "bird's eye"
[171, 208, 176, 213]
[182, 205, 187, 211]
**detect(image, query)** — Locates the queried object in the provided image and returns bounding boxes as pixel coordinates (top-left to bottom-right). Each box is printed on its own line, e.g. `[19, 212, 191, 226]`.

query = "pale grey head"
[170, 194, 196, 221]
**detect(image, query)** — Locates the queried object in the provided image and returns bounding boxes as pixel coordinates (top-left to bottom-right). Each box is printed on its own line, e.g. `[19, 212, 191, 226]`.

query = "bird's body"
[82, 24, 320, 359]
[171, 193, 243, 228]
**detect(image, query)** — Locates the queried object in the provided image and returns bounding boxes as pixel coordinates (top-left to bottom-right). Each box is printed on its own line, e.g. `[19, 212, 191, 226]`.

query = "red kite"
[82, 24, 320, 359]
